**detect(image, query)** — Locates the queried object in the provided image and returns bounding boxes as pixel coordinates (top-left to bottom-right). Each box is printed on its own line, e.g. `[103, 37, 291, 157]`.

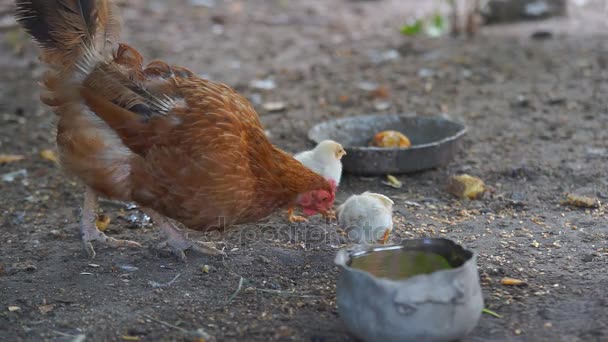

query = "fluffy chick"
[336, 192, 394, 244]
[295, 140, 346, 185]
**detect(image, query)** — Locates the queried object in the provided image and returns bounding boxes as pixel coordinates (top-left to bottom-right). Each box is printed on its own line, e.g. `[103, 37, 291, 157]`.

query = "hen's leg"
[80, 187, 142, 258]
[287, 207, 308, 223]
[142, 208, 225, 260]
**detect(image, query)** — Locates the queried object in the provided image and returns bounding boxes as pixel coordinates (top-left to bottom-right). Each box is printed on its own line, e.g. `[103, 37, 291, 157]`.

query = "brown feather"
[19, 0, 334, 234]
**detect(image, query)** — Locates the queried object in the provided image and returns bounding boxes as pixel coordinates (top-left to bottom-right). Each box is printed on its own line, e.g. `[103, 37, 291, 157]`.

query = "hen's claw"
[80, 187, 141, 259]
[289, 215, 309, 223]
[81, 228, 142, 259]
[287, 208, 308, 223]
[143, 208, 225, 261]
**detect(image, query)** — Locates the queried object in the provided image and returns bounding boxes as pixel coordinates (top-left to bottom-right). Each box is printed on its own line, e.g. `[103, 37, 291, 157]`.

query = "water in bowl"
[349, 248, 453, 281]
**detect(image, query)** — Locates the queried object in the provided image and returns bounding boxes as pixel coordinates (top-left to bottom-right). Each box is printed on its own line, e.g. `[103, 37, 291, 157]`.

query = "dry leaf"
[501, 277, 526, 286]
[565, 194, 599, 208]
[0, 154, 24, 164]
[95, 214, 111, 231]
[447, 174, 485, 200]
[40, 149, 59, 163]
[382, 175, 402, 189]
[38, 304, 55, 314]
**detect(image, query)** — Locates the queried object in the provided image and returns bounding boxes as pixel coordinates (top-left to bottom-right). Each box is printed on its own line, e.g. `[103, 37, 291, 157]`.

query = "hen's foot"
[80, 188, 142, 259]
[287, 208, 308, 223]
[143, 208, 225, 261]
[81, 226, 142, 259]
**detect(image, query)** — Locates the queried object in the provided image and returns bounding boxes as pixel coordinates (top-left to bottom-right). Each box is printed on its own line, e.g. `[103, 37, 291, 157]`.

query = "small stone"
[515, 94, 530, 107]
[373, 101, 391, 111]
[118, 265, 138, 272]
[2, 169, 27, 182]
[357, 81, 378, 91]
[262, 101, 286, 112]
[259, 255, 271, 264]
[250, 78, 276, 90]
[417, 68, 434, 78]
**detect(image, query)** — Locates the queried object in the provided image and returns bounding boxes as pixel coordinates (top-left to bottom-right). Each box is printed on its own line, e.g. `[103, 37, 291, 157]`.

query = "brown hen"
[16, 0, 335, 259]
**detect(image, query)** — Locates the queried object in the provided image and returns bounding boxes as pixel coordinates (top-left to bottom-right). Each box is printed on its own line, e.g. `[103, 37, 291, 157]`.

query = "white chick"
[336, 192, 394, 244]
[294, 140, 346, 186]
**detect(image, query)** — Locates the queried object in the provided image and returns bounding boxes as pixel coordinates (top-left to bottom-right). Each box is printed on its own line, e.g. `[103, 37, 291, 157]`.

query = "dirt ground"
[1, 0, 607, 341]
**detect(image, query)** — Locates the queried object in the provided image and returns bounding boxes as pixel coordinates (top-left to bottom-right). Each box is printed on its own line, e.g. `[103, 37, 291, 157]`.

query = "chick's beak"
[336, 149, 346, 159]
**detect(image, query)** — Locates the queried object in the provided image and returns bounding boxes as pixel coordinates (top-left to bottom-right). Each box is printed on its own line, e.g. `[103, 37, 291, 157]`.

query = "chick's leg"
[380, 228, 391, 244]
[321, 209, 337, 221]
[80, 187, 142, 258]
[287, 207, 308, 223]
[142, 208, 225, 260]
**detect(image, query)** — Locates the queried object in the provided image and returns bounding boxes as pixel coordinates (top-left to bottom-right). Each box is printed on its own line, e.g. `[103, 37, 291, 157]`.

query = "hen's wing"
[68, 44, 274, 228]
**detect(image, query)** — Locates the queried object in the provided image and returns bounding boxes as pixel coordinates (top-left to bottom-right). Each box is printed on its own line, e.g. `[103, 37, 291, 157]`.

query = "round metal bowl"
[334, 238, 483, 342]
[308, 114, 466, 175]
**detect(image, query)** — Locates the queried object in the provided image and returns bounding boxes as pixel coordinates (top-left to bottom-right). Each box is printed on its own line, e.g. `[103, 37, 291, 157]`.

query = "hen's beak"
[380, 228, 391, 244]
[336, 149, 347, 159]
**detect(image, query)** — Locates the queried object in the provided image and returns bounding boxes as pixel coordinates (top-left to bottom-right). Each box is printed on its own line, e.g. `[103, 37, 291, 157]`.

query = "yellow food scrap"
[8, 306, 20, 312]
[40, 149, 59, 163]
[95, 214, 111, 232]
[0, 154, 24, 164]
[370, 130, 411, 148]
[565, 194, 599, 208]
[382, 174, 403, 189]
[447, 174, 485, 200]
[501, 277, 526, 286]
[121, 336, 140, 341]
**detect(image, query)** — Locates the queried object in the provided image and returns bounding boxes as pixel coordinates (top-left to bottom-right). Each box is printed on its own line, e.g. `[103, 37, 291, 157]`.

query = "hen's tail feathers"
[15, 0, 121, 70]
